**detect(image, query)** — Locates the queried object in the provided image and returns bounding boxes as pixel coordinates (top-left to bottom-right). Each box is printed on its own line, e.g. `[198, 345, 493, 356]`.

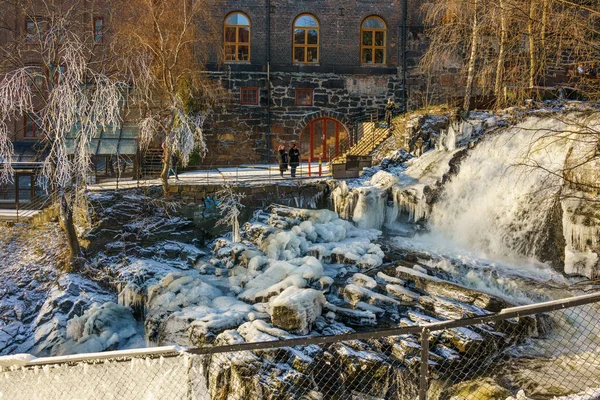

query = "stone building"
[0, 0, 431, 209]
[203, 0, 428, 165]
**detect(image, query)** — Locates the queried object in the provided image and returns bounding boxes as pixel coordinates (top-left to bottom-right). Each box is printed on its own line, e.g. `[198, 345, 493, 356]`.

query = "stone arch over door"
[295, 111, 353, 162]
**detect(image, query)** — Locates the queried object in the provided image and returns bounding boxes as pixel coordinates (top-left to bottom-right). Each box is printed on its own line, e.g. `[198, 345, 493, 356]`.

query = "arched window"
[224, 12, 250, 62]
[293, 14, 319, 64]
[361, 17, 386, 65]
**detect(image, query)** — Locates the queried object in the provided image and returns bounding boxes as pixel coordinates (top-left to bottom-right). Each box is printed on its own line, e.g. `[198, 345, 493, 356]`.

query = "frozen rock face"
[561, 139, 600, 278]
[330, 143, 461, 232]
[145, 273, 252, 346]
[0, 222, 122, 357]
[60, 302, 141, 354]
[269, 287, 326, 335]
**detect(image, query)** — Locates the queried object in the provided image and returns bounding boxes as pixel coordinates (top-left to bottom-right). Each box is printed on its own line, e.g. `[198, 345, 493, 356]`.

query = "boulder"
[446, 378, 512, 400]
[269, 287, 326, 335]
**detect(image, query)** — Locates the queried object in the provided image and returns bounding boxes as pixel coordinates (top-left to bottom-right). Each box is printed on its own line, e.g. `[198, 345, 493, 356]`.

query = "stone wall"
[203, 71, 405, 165]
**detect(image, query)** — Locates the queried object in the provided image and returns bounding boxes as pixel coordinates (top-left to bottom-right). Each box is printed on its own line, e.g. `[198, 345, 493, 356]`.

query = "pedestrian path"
[88, 162, 332, 191]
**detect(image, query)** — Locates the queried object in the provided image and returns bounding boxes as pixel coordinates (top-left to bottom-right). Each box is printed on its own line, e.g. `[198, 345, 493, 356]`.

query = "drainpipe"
[266, 0, 272, 163]
[401, 0, 408, 113]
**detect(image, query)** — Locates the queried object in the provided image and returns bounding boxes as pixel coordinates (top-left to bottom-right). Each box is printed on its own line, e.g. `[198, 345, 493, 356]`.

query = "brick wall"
[215, 0, 427, 69]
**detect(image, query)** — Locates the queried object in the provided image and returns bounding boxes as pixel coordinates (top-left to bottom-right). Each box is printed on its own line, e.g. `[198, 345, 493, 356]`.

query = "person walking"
[277, 145, 288, 178]
[289, 143, 300, 178]
[168, 153, 179, 180]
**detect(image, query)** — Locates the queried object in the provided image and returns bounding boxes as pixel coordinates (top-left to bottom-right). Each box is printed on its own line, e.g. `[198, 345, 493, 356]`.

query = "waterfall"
[426, 115, 600, 276]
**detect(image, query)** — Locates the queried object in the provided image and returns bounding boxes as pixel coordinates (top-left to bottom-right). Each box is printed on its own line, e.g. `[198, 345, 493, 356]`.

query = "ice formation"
[61, 302, 142, 354]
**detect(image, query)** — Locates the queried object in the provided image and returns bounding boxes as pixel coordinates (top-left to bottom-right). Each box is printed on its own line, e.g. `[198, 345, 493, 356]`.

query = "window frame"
[295, 88, 313, 107]
[25, 17, 48, 43]
[240, 87, 259, 105]
[24, 114, 40, 138]
[361, 16, 387, 66]
[46, 64, 66, 87]
[93, 16, 104, 44]
[224, 12, 251, 63]
[292, 14, 320, 65]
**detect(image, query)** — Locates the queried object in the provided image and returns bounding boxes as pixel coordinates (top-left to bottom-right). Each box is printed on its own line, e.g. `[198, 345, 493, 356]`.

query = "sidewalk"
[88, 162, 332, 191]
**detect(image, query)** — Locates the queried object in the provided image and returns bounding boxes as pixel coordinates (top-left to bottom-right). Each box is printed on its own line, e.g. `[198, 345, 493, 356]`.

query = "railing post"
[419, 327, 430, 400]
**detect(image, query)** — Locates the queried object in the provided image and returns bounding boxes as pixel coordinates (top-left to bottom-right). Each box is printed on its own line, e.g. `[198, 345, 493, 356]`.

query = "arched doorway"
[300, 118, 350, 162]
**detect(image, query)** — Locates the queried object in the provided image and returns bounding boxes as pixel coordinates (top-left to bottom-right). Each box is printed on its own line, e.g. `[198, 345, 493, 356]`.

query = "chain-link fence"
[2, 293, 600, 400]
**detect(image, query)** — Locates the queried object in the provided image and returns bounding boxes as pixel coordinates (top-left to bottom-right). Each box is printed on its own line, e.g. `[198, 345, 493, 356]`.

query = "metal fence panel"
[1, 294, 600, 400]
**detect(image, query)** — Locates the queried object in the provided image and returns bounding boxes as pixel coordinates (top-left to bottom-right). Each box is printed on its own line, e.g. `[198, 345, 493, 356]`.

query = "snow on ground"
[0, 223, 145, 357]
[88, 162, 332, 190]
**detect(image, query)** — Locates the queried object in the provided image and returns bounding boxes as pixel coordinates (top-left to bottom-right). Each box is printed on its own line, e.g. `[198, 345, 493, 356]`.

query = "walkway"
[88, 162, 332, 191]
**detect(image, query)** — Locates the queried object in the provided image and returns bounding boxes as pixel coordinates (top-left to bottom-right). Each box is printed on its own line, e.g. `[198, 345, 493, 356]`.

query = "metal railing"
[93, 162, 334, 189]
[2, 292, 600, 399]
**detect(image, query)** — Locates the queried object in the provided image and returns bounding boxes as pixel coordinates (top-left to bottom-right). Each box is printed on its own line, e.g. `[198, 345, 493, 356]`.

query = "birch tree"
[112, 0, 222, 195]
[422, 0, 600, 109]
[0, 0, 124, 266]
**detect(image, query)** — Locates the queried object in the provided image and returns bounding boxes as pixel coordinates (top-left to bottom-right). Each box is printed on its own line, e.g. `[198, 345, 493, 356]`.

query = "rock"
[330, 342, 392, 398]
[394, 265, 510, 311]
[376, 271, 405, 286]
[269, 287, 326, 335]
[316, 276, 334, 292]
[417, 295, 490, 320]
[350, 273, 377, 289]
[386, 284, 420, 303]
[446, 378, 512, 400]
[343, 284, 401, 313]
[324, 303, 377, 326]
[408, 311, 484, 354]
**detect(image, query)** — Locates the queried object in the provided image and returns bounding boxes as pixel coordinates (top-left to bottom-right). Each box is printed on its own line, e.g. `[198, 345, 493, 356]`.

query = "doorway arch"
[299, 117, 350, 162]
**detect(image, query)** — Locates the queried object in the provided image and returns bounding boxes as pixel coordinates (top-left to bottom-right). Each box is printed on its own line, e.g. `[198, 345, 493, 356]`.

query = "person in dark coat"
[277, 145, 288, 177]
[385, 98, 395, 128]
[168, 153, 179, 180]
[288, 143, 300, 178]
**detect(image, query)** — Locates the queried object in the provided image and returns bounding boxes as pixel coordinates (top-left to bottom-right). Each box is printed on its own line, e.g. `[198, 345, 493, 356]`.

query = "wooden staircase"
[141, 148, 163, 178]
[333, 119, 399, 165]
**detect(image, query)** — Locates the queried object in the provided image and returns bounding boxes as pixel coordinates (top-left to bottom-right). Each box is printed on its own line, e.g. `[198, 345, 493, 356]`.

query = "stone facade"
[201, 0, 431, 165]
[204, 71, 406, 164]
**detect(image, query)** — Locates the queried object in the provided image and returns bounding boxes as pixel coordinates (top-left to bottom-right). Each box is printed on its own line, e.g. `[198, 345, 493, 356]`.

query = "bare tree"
[111, 0, 223, 195]
[0, 0, 124, 266]
[422, 0, 600, 109]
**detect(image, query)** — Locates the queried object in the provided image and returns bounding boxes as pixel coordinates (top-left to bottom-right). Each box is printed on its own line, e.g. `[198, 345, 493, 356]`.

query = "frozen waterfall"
[426, 115, 600, 277]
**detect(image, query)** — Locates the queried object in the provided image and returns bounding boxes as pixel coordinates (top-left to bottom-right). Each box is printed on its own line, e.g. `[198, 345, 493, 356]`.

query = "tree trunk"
[540, 0, 550, 81]
[59, 191, 83, 269]
[160, 142, 171, 196]
[528, 0, 537, 89]
[463, 0, 480, 112]
[495, 0, 508, 108]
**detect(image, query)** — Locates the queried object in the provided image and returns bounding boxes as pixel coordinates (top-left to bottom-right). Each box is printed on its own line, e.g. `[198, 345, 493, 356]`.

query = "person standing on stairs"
[385, 98, 395, 128]
[289, 143, 300, 178]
